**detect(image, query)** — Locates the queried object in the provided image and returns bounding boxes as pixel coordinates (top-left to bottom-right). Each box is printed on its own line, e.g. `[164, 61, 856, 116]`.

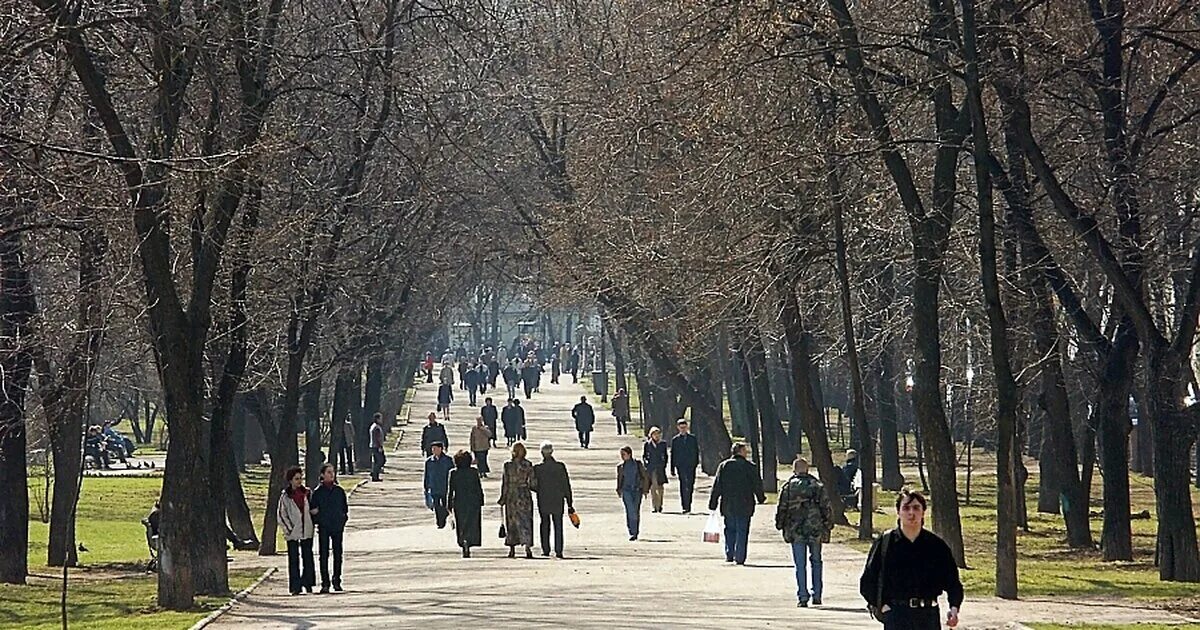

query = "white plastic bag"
[703, 511, 723, 543]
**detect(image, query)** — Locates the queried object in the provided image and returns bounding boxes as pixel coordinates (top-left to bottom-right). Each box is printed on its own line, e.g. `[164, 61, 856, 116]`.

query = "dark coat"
[670, 433, 700, 474]
[533, 458, 573, 515]
[572, 402, 595, 432]
[447, 466, 484, 548]
[642, 439, 669, 484]
[437, 383, 454, 406]
[502, 365, 519, 385]
[309, 482, 349, 533]
[464, 367, 483, 389]
[481, 404, 499, 437]
[611, 393, 631, 419]
[421, 422, 449, 456]
[501, 405, 521, 438]
[708, 455, 767, 518]
[424, 453, 454, 497]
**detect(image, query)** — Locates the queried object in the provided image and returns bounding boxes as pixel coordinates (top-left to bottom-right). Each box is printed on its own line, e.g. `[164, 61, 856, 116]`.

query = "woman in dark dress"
[447, 449, 484, 557]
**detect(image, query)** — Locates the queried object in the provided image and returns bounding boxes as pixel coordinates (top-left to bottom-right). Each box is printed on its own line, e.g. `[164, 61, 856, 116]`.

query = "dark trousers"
[677, 467, 696, 512]
[882, 606, 940, 630]
[468, 387, 478, 406]
[523, 383, 534, 398]
[474, 450, 490, 475]
[578, 430, 591, 448]
[616, 415, 628, 435]
[425, 368, 433, 383]
[570, 368, 578, 383]
[286, 538, 315, 594]
[723, 515, 751, 564]
[371, 447, 386, 480]
[432, 494, 449, 528]
[539, 512, 565, 555]
[318, 529, 343, 588]
[337, 443, 355, 475]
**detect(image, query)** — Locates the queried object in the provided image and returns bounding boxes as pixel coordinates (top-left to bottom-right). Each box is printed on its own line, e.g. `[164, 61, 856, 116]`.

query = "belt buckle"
[908, 598, 925, 608]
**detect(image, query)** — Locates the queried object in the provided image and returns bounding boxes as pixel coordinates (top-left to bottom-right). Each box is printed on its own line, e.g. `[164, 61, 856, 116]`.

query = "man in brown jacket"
[533, 442, 574, 558]
[470, 416, 492, 478]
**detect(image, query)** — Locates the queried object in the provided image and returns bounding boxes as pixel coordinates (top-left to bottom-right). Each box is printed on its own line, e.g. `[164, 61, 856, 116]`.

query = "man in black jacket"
[708, 442, 766, 565]
[310, 464, 349, 593]
[420, 413, 450, 457]
[571, 396, 595, 448]
[670, 419, 700, 513]
[481, 397, 499, 447]
[532, 442, 575, 558]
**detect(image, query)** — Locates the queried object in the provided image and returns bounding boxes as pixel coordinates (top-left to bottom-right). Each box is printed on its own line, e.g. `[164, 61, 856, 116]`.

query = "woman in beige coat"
[278, 466, 316, 595]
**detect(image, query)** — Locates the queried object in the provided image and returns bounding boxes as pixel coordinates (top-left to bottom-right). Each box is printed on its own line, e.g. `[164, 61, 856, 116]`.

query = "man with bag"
[776, 458, 833, 607]
[532, 442, 575, 558]
[708, 442, 766, 565]
[860, 489, 963, 629]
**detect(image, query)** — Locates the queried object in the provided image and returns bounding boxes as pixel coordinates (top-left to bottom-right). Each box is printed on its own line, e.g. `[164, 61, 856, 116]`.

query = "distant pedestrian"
[497, 345, 507, 367]
[708, 442, 766, 565]
[437, 381, 455, 421]
[278, 466, 315, 595]
[503, 361, 519, 400]
[337, 416, 356, 475]
[481, 397, 499, 447]
[616, 445, 650, 540]
[423, 442, 454, 529]
[670, 419, 699, 514]
[310, 463, 348, 593]
[642, 427, 669, 513]
[839, 449, 861, 510]
[568, 348, 580, 383]
[499, 442, 536, 559]
[457, 360, 468, 390]
[423, 352, 434, 383]
[572, 395, 595, 449]
[421, 412, 450, 457]
[777, 458, 833, 607]
[533, 442, 574, 558]
[861, 489, 963, 629]
[465, 363, 482, 406]
[439, 362, 455, 387]
[551, 353, 561, 384]
[447, 449, 484, 558]
[470, 416, 492, 477]
[369, 413, 387, 482]
[521, 357, 539, 398]
[611, 388, 631, 435]
[514, 398, 527, 441]
[502, 399, 521, 446]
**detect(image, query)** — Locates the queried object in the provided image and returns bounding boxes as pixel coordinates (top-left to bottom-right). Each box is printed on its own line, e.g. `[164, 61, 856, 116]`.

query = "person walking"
[708, 442, 766, 565]
[439, 362, 455, 387]
[642, 427, 669, 513]
[437, 380, 455, 421]
[470, 416, 493, 478]
[337, 416, 356, 476]
[777, 458, 834, 607]
[532, 442, 575, 558]
[611, 388, 631, 435]
[521, 357, 539, 399]
[572, 395, 595, 449]
[513, 398, 527, 441]
[423, 352, 435, 383]
[616, 445, 651, 540]
[568, 347, 580, 383]
[860, 490, 963, 629]
[447, 449, 485, 558]
[487, 353, 500, 389]
[499, 442, 536, 559]
[481, 397, 499, 447]
[369, 413, 387, 482]
[550, 352, 561, 384]
[465, 363, 482, 406]
[501, 399, 520, 446]
[421, 412, 450, 457]
[502, 360, 519, 400]
[670, 419, 700, 513]
[278, 466, 316, 595]
[457, 359, 468, 391]
[424, 442, 455, 529]
[310, 463, 349, 593]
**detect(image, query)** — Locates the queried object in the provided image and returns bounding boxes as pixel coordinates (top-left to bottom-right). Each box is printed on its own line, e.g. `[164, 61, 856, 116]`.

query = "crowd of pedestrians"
[268, 346, 966, 630]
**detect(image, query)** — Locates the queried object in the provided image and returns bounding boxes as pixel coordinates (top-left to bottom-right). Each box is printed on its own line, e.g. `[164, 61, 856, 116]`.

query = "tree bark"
[0, 215, 35, 584]
[745, 333, 779, 493]
[303, 377, 323, 487]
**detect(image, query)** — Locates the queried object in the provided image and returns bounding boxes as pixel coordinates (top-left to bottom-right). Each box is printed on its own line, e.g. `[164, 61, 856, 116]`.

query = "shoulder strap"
[875, 529, 894, 608]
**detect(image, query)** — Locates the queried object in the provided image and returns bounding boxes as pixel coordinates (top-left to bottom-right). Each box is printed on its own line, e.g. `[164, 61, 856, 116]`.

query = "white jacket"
[278, 488, 315, 541]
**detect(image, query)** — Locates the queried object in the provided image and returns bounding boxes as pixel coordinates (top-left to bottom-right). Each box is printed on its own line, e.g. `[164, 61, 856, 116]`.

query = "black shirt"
[860, 528, 964, 609]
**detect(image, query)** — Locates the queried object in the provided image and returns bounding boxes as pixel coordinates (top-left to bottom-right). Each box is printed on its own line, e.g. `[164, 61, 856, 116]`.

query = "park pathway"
[212, 373, 1192, 629]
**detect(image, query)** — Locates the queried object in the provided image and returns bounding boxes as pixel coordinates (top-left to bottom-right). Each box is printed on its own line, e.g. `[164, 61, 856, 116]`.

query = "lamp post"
[965, 365, 975, 505]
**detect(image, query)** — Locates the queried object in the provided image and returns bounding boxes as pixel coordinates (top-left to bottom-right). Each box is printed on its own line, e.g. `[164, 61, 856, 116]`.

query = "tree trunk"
[780, 286, 849, 525]
[606, 320, 628, 395]
[745, 332, 779, 493]
[363, 357, 384, 424]
[1146, 351, 1200, 582]
[874, 340, 904, 491]
[303, 377, 323, 487]
[0, 231, 33, 584]
[1097, 328, 1137, 561]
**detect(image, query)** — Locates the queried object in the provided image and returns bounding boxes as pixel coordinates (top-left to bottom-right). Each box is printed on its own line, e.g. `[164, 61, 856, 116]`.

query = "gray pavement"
[211, 375, 1191, 629]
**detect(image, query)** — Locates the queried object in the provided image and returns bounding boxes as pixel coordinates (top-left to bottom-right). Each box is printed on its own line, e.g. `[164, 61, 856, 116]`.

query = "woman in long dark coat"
[447, 449, 484, 557]
[499, 442, 536, 558]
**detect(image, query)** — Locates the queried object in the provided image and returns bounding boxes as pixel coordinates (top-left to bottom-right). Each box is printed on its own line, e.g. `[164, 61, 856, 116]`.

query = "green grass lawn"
[9, 462, 282, 629]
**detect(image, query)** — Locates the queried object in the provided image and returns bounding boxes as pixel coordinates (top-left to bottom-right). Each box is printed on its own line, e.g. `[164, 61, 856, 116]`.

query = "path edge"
[188, 566, 277, 630]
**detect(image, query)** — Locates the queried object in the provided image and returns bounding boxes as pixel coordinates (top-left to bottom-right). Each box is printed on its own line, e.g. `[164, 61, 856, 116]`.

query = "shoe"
[725, 557, 734, 563]
[525, 548, 534, 559]
[333, 584, 343, 592]
[555, 552, 564, 559]
[629, 535, 637, 541]
[290, 591, 301, 596]
[797, 601, 808, 608]
[683, 510, 691, 515]
[320, 586, 330, 594]
[542, 550, 550, 557]
[812, 597, 822, 606]
[304, 586, 313, 593]
[508, 547, 516, 558]
[736, 561, 745, 566]
[462, 548, 470, 558]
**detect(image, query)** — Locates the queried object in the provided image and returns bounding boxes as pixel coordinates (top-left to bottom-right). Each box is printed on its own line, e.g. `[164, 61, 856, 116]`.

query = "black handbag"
[498, 506, 507, 539]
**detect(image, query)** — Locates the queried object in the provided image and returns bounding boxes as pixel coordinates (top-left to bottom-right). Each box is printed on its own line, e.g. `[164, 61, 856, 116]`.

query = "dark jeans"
[318, 529, 343, 588]
[724, 514, 751, 564]
[677, 468, 696, 512]
[506, 382, 517, 399]
[425, 368, 433, 383]
[615, 415, 628, 435]
[578, 430, 591, 448]
[371, 447, 386, 480]
[474, 450, 489, 475]
[432, 494, 449, 528]
[468, 387, 478, 406]
[570, 369, 578, 383]
[523, 383, 534, 398]
[540, 512, 564, 555]
[621, 489, 642, 537]
[286, 538, 315, 593]
[882, 606, 940, 630]
[337, 443, 355, 475]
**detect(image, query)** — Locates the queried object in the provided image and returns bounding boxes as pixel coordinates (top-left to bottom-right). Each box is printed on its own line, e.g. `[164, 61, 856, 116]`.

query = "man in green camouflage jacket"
[776, 458, 834, 607]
